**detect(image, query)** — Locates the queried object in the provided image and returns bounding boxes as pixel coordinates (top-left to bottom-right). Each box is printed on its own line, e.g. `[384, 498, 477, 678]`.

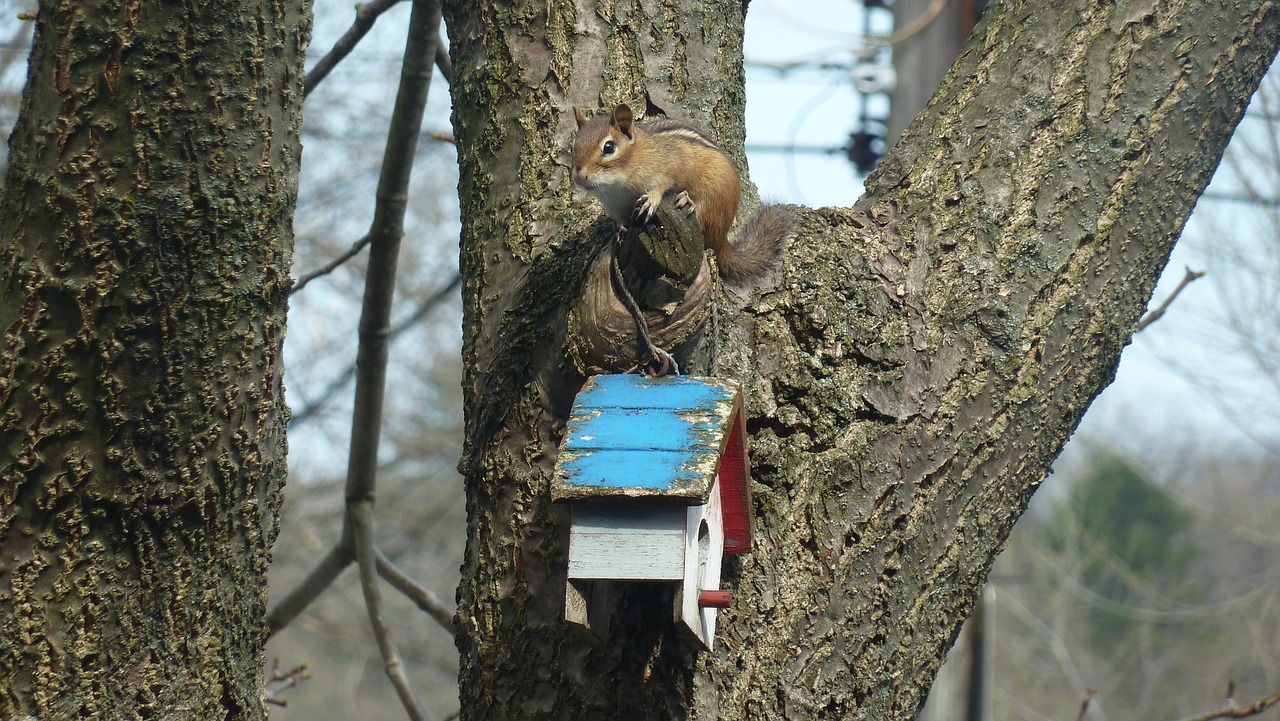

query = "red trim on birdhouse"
[719, 404, 753, 554]
[698, 590, 733, 608]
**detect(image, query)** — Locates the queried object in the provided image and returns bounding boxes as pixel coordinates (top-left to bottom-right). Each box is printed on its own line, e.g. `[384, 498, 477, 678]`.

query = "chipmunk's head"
[570, 104, 636, 193]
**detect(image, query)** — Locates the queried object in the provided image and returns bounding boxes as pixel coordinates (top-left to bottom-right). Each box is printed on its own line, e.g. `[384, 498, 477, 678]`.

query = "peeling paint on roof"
[552, 374, 743, 504]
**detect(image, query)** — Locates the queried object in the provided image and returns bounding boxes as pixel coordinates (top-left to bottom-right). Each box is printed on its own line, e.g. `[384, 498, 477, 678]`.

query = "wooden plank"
[553, 374, 746, 502]
[567, 505, 686, 580]
[574, 373, 739, 411]
[563, 407, 727, 453]
[555, 449, 713, 499]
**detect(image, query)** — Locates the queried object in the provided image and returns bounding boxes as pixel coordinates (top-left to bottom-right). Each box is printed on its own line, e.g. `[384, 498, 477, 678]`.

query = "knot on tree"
[566, 198, 715, 375]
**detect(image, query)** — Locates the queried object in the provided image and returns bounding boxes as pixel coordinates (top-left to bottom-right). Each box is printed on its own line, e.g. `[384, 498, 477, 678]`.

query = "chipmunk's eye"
[602, 140, 617, 157]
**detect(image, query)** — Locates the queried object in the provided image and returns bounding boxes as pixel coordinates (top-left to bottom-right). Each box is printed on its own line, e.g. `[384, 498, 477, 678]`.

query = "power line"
[745, 143, 846, 155]
[1200, 191, 1280, 208]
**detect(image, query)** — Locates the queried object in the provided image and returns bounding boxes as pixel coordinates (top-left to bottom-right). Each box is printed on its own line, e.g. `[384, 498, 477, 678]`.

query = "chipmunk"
[571, 103, 790, 283]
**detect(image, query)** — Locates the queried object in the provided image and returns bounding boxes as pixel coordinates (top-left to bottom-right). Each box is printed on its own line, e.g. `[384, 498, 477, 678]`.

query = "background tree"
[1053, 455, 1198, 646]
[0, 0, 308, 718]
[983, 446, 1280, 721]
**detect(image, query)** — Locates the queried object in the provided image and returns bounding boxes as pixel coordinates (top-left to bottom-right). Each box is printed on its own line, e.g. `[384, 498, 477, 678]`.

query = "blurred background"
[2, 2, 1277, 719]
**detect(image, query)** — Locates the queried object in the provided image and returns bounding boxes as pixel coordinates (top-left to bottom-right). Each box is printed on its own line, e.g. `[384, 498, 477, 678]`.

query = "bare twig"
[293, 0, 453, 292]
[264, 659, 312, 708]
[305, 0, 403, 97]
[1138, 266, 1206, 331]
[1075, 688, 1097, 721]
[376, 548, 455, 632]
[1177, 685, 1280, 721]
[355, 498, 429, 719]
[288, 272, 461, 426]
[291, 233, 372, 296]
[305, 0, 452, 97]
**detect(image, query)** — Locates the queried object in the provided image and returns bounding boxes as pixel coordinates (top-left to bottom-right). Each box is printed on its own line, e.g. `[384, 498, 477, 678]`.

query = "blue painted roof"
[552, 374, 743, 503]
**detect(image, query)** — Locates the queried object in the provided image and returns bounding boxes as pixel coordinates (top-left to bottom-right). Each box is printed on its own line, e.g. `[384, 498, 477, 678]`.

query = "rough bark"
[446, 0, 1280, 719]
[0, 1, 308, 718]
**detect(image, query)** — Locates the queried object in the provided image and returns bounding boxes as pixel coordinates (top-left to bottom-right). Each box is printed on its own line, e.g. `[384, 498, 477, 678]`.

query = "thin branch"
[1137, 266, 1206, 331]
[292, 0, 452, 295]
[266, 533, 354, 634]
[355, 499, 430, 720]
[305, 0, 404, 97]
[1177, 687, 1280, 721]
[433, 35, 452, 84]
[343, 0, 442, 717]
[376, 548, 455, 632]
[288, 272, 461, 426]
[267, 0, 447, 677]
[264, 659, 312, 708]
[305, 0, 452, 97]
[1075, 688, 1097, 721]
[291, 233, 372, 296]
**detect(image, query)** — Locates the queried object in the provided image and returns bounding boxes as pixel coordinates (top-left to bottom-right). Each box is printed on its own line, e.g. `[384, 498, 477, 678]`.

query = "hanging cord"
[610, 229, 680, 376]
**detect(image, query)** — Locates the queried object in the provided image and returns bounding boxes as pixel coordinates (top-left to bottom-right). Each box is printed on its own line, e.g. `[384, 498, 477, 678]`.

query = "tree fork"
[446, 0, 1280, 719]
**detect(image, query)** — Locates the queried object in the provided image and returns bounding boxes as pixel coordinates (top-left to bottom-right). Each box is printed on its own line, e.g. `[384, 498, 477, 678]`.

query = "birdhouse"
[552, 373, 753, 650]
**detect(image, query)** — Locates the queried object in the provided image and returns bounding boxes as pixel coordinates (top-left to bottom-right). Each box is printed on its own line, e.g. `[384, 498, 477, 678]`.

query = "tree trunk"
[0, 2, 308, 718]
[446, 1, 1279, 719]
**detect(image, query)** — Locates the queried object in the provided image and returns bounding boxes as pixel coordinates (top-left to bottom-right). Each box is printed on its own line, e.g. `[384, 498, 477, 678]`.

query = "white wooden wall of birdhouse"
[567, 505, 687, 581]
[677, 475, 725, 650]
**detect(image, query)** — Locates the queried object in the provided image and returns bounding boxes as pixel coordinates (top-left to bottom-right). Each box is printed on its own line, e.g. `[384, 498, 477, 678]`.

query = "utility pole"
[886, 0, 985, 146]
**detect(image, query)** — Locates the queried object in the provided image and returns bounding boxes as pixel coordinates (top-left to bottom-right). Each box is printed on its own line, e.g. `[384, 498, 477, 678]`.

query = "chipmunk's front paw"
[631, 194, 659, 227]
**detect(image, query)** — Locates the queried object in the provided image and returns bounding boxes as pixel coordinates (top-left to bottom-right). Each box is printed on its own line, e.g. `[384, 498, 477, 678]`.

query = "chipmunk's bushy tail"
[716, 204, 794, 284]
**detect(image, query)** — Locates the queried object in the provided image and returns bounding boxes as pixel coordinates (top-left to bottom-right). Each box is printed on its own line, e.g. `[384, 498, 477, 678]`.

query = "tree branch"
[355, 499, 430, 720]
[306, 0, 402, 96]
[1178, 687, 1280, 721]
[433, 35, 452, 84]
[305, 0, 452, 96]
[376, 548, 455, 632]
[263, 659, 312, 708]
[290, 233, 372, 296]
[1075, 688, 1098, 721]
[1138, 267, 1206, 331]
[288, 273, 461, 426]
[268, 15, 448, 720]
[342, 0, 442, 716]
[266, 533, 355, 634]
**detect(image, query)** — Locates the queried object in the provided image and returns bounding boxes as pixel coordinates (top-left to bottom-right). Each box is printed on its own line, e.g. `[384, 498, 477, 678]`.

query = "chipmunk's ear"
[611, 104, 634, 138]
[573, 106, 587, 128]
